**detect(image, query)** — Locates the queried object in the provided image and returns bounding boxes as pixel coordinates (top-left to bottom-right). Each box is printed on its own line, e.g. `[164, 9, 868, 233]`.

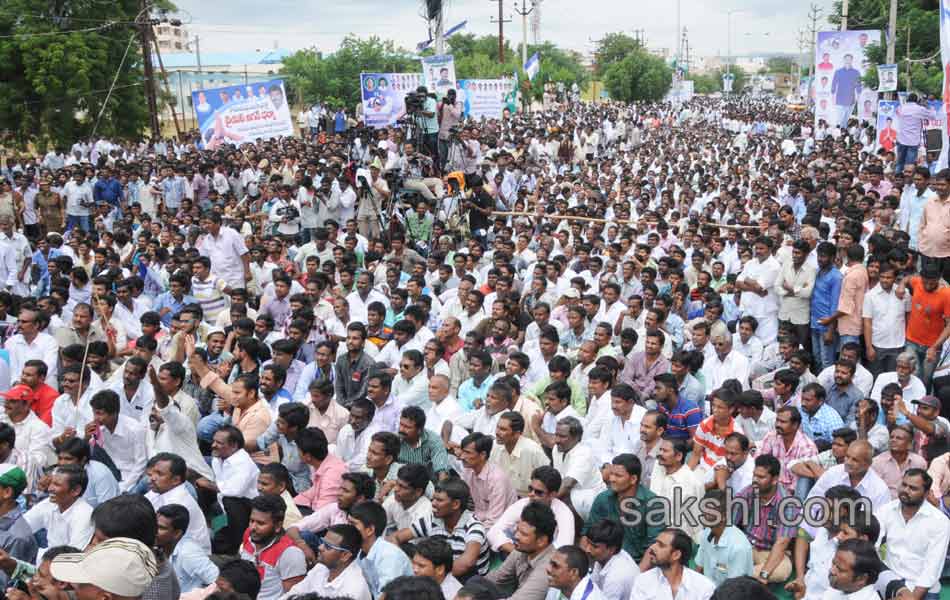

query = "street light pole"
[514, 0, 534, 71]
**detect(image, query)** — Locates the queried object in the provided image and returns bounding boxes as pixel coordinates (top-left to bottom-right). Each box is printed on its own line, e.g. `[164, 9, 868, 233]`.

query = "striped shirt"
[732, 484, 801, 550]
[693, 417, 738, 469]
[657, 397, 703, 439]
[398, 429, 452, 480]
[411, 510, 490, 576]
[191, 274, 229, 323]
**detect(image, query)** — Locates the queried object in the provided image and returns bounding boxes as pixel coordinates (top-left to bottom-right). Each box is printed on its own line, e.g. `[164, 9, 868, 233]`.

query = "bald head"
[844, 440, 873, 476]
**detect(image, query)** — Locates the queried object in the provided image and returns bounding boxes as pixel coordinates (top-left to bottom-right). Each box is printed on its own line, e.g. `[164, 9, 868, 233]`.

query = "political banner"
[876, 100, 899, 152]
[925, 99, 947, 160]
[858, 88, 878, 123]
[421, 54, 456, 99]
[360, 72, 424, 129]
[814, 30, 880, 129]
[877, 64, 898, 92]
[457, 79, 515, 120]
[191, 79, 293, 149]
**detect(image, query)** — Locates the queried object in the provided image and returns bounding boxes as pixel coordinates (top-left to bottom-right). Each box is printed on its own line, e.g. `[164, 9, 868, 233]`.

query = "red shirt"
[31, 383, 58, 427]
[443, 336, 464, 362]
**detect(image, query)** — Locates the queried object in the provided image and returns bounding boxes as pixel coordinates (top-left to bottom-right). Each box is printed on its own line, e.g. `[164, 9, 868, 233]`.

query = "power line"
[0, 20, 118, 38]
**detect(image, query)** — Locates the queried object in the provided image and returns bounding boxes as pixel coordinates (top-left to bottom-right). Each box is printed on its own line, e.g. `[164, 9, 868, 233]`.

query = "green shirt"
[583, 486, 666, 561]
[399, 429, 451, 481]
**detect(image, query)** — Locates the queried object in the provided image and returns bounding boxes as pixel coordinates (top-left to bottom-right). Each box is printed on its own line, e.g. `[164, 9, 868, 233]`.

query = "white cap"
[51, 538, 159, 597]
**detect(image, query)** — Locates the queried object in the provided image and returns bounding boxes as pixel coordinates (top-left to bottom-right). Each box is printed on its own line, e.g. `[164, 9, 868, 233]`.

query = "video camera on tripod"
[404, 91, 429, 114]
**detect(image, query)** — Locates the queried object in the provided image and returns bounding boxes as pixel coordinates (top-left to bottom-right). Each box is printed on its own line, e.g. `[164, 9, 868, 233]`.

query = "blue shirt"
[93, 177, 122, 206]
[360, 538, 413, 598]
[694, 525, 754, 587]
[799, 403, 845, 446]
[677, 373, 706, 409]
[457, 375, 496, 412]
[422, 97, 439, 134]
[810, 266, 842, 332]
[171, 538, 219, 593]
[83, 459, 120, 507]
[153, 292, 198, 327]
[825, 383, 863, 425]
[657, 397, 703, 439]
[831, 66, 861, 106]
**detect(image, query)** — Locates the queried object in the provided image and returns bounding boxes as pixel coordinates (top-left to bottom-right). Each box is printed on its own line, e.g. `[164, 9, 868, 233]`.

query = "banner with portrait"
[814, 30, 880, 128]
[876, 100, 899, 152]
[421, 54, 457, 99]
[360, 72, 424, 129]
[857, 88, 878, 123]
[191, 79, 293, 149]
[457, 79, 516, 119]
[877, 64, 898, 92]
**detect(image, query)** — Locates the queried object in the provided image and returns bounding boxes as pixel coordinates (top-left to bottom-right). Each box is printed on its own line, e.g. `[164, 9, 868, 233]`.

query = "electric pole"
[806, 3, 822, 80]
[631, 29, 646, 49]
[490, 0, 511, 64]
[514, 0, 534, 72]
[841, 0, 849, 31]
[886, 0, 898, 99]
[138, 0, 160, 140]
[433, 1, 445, 55]
[150, 31, 182, 137]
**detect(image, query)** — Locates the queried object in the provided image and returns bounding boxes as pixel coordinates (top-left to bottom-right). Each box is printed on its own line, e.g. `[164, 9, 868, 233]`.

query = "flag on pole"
[416, 20, 468, 52]
[524, 52, 540, 80]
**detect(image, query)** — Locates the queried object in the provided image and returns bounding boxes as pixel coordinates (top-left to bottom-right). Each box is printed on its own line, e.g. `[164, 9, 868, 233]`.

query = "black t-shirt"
[468, 190, 491, 232]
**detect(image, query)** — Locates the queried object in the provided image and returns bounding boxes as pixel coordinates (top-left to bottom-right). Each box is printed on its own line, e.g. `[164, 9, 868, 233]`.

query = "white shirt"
[735, 406, 775, 446]
[334, 423, 379, 471]
[487, 497, 575, 551]
[4, 332, 58, 387]
[280, 560, 371, 600]
[876, 498, 950, 593]
[703, 455, 754, 490]
[597, 408, 647, 466]
[629, 566, 715, 600]
[107, 378, 155, 422]
[649, 464, 706, 540]
[544, 576, 607, 600]
[701, 350, 749, 395]
[591, 550, 639, 600]
[211, 449, 260, 501]
[803, 464, 892, 537]
[819, 586, 881, 600]
[738, 255, 781, 317]
[146, 482, 212, 553]
[50, 389, 96, 439]
[383, 494, 433, 536]
[803, 527, 839, 600]
[98, 414, 148, 492]
[554, 442, 607, 496]
[861, 284, 906, 349]
[24, 498, 95, 559]
[732, 334, 764, 364]
[346, 290, 390, 325]
[453, 407, 503, 436]
[425, 397, 462, 437]
[392, 371, 430, 410]
[197, 226, 249, 289]
[869, 372, 926, 404]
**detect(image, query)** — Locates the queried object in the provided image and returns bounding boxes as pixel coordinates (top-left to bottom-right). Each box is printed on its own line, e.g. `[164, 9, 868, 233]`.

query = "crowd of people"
[0, 89, 946, 600]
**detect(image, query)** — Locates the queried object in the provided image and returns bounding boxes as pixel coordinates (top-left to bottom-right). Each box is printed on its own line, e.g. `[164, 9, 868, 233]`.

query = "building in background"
[155, 22, 189, 52]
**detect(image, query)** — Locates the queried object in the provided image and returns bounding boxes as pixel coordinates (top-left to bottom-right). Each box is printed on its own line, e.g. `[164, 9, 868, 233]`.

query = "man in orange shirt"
[903, 261, 950, 387]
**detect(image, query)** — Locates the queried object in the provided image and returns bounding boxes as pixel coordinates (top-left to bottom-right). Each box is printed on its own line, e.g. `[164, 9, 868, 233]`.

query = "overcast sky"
[173, 0, 838, 60]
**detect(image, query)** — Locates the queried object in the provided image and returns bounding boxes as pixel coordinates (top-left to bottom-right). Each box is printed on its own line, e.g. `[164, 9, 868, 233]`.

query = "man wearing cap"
[50, 537, 159, 600]
[0, 464, 37, 572]
[897, 394, 950, 462]
[2, 384, 52, 494]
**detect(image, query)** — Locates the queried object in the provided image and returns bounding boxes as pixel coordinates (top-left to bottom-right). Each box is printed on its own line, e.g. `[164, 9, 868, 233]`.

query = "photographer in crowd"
[438, 89, 463, 171]
[393, 142, 444, 204]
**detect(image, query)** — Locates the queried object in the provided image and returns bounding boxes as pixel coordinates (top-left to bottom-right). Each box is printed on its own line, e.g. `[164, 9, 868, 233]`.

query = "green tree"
[828, 0, 940, 96]
[281, 35, 417, 110]
[594, 32, 641, 77]
[766, 56, 796, 74]
[691, 73, 720, 94]
[603, 50, 672, 102]
[0, 0, 174, 149]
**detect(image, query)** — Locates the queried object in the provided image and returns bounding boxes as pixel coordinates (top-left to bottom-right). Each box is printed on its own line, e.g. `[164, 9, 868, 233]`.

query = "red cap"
[0, 385, 34, 403]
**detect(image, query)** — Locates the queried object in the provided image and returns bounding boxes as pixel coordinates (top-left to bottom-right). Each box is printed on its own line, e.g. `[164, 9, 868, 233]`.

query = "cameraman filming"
[416, 86, 440, 165]
[437, 89, 462, 169]
[355, 164, 390, 238]
[268, 183, 302, 239]
[396, 142, 444, 203]
[458, 127, 482, 177]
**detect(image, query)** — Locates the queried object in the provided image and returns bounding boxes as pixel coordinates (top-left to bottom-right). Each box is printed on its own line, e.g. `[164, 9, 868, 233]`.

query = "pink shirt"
[836, 264, 868, 336]
[461, 462, 518, 529]
[294, 453, 345, 511]
[919, 194, 950, 258]
[758, 429, 818, 492]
